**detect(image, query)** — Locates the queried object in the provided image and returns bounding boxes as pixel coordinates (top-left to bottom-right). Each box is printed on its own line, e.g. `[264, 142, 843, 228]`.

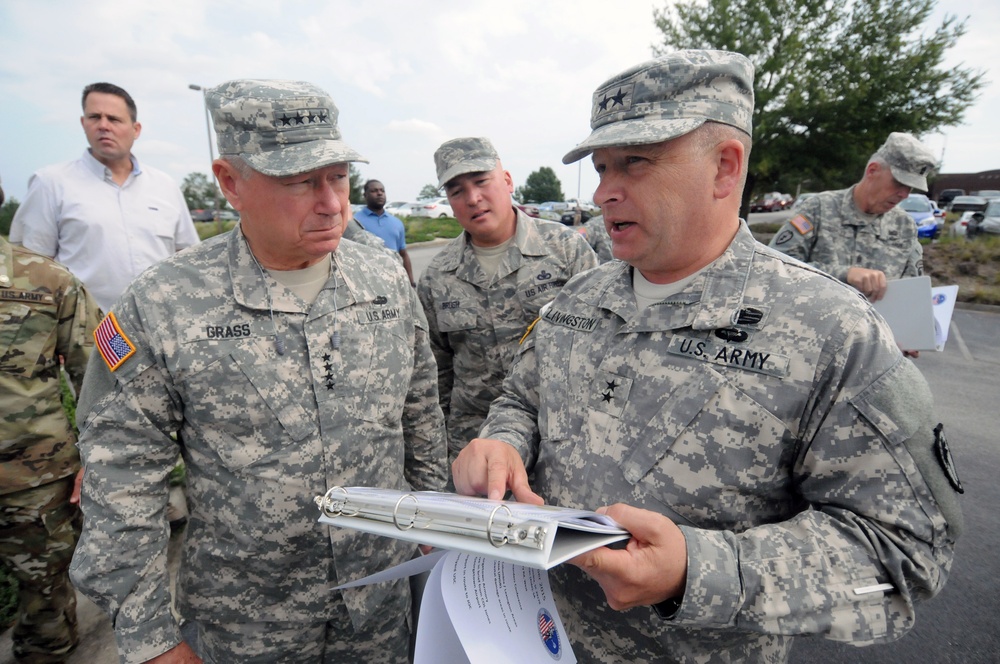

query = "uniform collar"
[574, 220, 756, 332]
[227, 228, 375, 316]
[435, 207, 552, 284]
[81, 149, 141, 182]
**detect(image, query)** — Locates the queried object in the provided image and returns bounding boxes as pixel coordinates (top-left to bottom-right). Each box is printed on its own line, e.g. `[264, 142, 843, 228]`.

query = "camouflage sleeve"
[768, 211, 818, 266]
[477, 332, 542, 470]
[69, 295, 186, 663]
[668, 316, 958, 644]
[402, 285, 448, 492]
[56, 277, 99, 395]
[903, 237, 924, 277]
[566, 228, 600, 275]
[416, 274, 454, 423]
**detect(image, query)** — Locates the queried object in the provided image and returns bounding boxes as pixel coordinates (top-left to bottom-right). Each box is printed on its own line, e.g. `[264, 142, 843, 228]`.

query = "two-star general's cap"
[207, 79, 367, 177]
[874, 132, 937, 192]
[562, 50, 755, 164]
[434, 137, 501, 188]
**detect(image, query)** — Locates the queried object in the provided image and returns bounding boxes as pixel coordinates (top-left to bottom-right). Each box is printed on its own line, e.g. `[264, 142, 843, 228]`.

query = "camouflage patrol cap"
[434, 137, 500, 188]
[874, 132, 937, 191]
[207, 79, 367, 177]
[562, 50, 754, 164]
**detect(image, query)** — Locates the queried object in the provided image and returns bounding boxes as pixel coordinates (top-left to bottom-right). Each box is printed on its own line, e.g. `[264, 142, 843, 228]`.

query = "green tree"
[514, 167, 564, 204]
[653, 0, 985, 212]
[180, 172, 227, 211]
[349, 164, 364, 204]
[0, 198, 19, 237]
[418, 183, 441, 200]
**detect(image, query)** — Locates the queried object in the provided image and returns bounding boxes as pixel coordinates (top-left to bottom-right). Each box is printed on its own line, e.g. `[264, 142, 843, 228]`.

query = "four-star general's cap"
[207, 79, 367, 177]
[434, 137, 500, 188]
[563, 50, 755, 164]
[874, 132, 937, 192]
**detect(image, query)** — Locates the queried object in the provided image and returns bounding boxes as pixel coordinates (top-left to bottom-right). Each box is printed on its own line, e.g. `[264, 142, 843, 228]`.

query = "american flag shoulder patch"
[94, 312, 136, 371]
[789, 214, 813, 235]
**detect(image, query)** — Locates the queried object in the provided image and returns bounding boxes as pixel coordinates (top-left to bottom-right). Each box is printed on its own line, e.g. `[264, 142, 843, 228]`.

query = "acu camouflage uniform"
[580, 214, 614, 264]
[769, 187, 923, 282]
[1, 236, 98, 662]
[480, 222, 961, 663]
[69, 230, 447, 663]
[417, 207, 597, 459]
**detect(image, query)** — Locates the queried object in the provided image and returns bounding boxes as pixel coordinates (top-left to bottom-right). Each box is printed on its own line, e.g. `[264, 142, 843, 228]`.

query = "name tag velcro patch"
[667, 335, 788, 378]
[357, 307, 401, 324]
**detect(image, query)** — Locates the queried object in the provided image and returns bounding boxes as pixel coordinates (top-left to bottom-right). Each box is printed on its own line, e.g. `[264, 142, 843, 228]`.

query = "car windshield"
[986, 201, 1000, 217]
[900, 197, 932, 212]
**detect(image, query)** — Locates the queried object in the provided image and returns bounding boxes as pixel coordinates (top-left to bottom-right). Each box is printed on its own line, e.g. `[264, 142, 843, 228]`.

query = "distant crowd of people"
[1, 50, 962, 664]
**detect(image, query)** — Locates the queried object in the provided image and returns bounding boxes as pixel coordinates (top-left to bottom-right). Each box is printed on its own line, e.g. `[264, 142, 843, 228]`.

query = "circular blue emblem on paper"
[933, 293, 947, 305]
[537, 608, 562, 659]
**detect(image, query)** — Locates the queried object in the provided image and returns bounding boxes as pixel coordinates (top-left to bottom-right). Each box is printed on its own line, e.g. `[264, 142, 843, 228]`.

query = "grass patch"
[924, 234, 1000, 306]
[195, 220, 238, 242]
[403, 216, 463, 244]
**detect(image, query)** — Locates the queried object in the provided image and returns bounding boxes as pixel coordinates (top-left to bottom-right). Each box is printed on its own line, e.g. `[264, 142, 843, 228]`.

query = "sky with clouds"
[1, 0, 996, 206]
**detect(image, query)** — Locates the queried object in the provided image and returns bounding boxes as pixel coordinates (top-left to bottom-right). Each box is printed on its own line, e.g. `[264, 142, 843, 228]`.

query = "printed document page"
[413, 550, 576, 664]
[931, 285, 960, 351]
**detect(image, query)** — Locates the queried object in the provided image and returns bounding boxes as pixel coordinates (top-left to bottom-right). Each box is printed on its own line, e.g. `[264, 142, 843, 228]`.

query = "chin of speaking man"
[452, 50, 962, 663]
[69, 79, 447, 664]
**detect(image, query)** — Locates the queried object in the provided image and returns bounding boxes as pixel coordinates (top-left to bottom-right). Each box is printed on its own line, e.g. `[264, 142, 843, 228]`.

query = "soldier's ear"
[213, 160, 243, 211]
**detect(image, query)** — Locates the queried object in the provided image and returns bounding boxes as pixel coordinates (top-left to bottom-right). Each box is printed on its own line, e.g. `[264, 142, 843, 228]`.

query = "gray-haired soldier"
[453, 51, 960, 663]
[417, 137, 597, 465]
[770, 132, 937, 303]
[70, 79, 447, 664]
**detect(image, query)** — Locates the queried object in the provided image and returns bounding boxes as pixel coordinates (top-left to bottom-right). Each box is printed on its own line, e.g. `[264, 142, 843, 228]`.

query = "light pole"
[188, 84, 222, 233]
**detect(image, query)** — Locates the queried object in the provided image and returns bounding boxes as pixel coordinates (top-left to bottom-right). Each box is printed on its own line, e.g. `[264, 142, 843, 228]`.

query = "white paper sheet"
[872, 276, 937, 351]
[931, 285, 960, 351]
[413, 551, 576, 664]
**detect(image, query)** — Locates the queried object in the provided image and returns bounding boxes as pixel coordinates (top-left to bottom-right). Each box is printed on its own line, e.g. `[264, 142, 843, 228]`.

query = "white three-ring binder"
[315, 486, 629, 569]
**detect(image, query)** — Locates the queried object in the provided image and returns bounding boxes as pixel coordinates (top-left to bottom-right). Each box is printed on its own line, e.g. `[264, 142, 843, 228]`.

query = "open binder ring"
[319, 486, 358, 519]
[392, 493, 420, 531]
[319, 486, 355, 518]
[487, 504, 514, 548]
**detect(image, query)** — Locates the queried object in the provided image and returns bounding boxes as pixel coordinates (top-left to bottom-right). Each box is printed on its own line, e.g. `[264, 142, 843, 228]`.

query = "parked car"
[538, 201, 569, 213]
[516, 203, 541, 218]
[410, 197, 454, 218]
[972, 190, 1000, 199]
[899, 194, 942, 239]
[949, 210, 978, 237]
[385, 201, 415, 217]
[189, 209, 215, 222]
[936, 188, 965, 208]
[559, 209, 593, 226]
[750, 192, 791, 212]
[564, 198, 599, 213]
[966, 200, 1000, 238]
[947, 195, 988, 214]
